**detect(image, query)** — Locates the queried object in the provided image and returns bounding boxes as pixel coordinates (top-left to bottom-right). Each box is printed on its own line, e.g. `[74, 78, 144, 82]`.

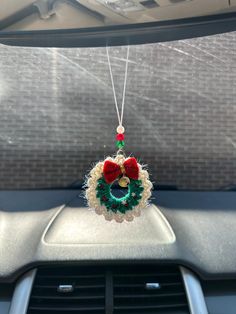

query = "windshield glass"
[0, 31, 236, 190]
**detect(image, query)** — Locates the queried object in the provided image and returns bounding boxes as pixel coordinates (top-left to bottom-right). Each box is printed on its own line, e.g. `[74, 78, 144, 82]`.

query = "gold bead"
[120, 164, 126, 174]
[118, 176, 130, 188]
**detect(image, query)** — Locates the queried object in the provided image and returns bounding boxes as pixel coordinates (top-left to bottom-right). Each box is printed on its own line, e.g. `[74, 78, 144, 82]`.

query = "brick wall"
[0, 31, 236, 190]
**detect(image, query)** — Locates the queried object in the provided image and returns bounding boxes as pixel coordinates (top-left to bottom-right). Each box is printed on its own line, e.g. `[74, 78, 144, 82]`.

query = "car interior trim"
[8, 269, 36, 314]
[181, 266, 208, 314]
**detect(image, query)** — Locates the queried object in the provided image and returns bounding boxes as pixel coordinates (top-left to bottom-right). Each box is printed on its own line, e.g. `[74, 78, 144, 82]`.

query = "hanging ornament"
[85, 46, 152, 222]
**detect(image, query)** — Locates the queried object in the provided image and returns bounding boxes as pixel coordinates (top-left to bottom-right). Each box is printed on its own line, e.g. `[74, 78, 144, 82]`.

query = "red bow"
[103, 157, 139, 184]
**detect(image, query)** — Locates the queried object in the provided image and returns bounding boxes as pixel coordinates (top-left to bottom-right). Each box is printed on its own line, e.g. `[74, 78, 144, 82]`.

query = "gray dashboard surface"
[0, 190, 236, 282]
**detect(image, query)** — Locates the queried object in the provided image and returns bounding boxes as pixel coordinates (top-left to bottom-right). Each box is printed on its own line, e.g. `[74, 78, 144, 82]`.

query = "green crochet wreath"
[96, 176, 144, 214]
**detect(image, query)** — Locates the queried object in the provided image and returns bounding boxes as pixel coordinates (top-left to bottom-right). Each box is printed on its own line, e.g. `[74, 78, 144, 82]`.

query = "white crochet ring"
[85, 155, 153, 223]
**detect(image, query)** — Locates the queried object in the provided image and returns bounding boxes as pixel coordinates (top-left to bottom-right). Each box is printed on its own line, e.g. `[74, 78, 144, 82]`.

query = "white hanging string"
[106, 45, 130, 128]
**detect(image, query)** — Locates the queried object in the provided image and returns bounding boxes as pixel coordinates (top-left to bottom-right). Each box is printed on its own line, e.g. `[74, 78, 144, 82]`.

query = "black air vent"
[27, 266, 106, 314]
[27, 265, 189, 314]
[113, 265, 189, 314]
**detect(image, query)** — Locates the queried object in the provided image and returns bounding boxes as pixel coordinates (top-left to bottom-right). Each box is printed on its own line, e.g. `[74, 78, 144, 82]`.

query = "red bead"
[116, 133, 125, 141]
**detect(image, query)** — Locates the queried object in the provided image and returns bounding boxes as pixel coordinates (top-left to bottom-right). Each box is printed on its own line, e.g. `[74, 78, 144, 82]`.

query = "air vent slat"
[114, 303, 188, 310]
[28, 305, 105, 311]
[31, 294, 104, 299]
[114, 281, 182, 287]
[28, 312, 104, 314]
[114, 291, 185, 298]
[113, 272, 179, 277]
[34, 284, 104, 288]
[37, 274, 105, 279]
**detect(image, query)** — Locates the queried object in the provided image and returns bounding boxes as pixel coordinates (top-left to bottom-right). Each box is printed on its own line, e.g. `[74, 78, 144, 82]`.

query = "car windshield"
[0, 31, 236, 191]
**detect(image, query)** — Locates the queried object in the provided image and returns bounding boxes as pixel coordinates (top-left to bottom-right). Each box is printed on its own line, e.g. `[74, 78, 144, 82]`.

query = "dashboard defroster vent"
[27, 265, 189, 314]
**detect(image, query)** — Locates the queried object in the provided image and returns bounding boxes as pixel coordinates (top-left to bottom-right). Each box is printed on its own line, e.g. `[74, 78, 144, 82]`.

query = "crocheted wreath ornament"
[85, 155, 152, 222]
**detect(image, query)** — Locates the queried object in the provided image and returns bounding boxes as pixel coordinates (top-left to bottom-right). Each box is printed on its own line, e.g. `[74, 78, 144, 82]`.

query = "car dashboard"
[1, 189, 236, 314]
